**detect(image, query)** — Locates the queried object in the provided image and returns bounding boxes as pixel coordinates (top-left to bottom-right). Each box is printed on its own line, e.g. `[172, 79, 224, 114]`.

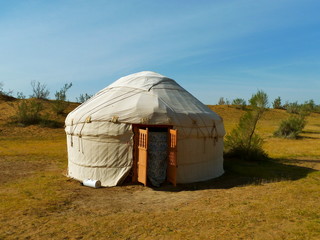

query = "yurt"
[65, 71, 225, 187]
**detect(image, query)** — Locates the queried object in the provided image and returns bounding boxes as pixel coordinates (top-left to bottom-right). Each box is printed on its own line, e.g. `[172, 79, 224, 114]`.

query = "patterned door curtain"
[147, 131, 168, 187]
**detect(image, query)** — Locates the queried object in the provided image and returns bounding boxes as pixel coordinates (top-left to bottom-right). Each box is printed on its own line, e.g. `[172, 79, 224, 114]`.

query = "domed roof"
[66, 71, 225, 137]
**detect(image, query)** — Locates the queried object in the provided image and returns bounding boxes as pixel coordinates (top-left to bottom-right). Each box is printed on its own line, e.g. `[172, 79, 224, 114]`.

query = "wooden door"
[167, 129, 177, 186]
[138, 128, 148, 186]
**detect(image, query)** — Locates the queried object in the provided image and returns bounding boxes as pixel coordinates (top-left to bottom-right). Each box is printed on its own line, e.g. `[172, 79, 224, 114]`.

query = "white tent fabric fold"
[65, 71, 225, 186]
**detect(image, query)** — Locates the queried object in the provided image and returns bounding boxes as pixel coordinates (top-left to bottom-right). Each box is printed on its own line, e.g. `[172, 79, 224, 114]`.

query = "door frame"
[132, 124, 176, 185]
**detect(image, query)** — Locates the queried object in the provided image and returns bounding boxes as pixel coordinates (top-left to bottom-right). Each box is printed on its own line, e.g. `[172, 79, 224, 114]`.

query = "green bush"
[303, 99, 315, 112]
[232, 98, 246, 109]
[285, 101, 300, 114]
[13, 99, 44, 125]
[274, 115, 306, 139]
[273, 97, 282, 109]
[299, 100, 316, 116]
[218, 97, 225, 105]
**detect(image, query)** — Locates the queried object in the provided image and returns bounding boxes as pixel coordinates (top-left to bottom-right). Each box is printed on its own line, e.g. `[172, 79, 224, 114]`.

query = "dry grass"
[0, 101, 319, 239]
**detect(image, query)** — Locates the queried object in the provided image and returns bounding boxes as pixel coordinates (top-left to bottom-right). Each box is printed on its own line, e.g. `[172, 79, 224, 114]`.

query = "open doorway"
[132, 125, 177, 187]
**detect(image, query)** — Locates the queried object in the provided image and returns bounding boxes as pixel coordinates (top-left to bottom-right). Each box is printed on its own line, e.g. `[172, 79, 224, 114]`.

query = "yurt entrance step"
[132, 125, 177, 187]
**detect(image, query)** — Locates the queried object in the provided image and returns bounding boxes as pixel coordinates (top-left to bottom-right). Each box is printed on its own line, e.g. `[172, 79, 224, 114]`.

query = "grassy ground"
[0, 100, 319, 239]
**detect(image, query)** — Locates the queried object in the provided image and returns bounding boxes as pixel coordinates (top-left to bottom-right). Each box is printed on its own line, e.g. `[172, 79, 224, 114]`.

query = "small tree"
[76, 93, 92, 103]
[232, 98, 246, 109]
[249, 90, 268, 110]
[52, 83, 72, 114]
[225, 90, 268, 161]
[273, 97, 282, 109]
[218, 97, 225, 105]
[30, 80, 50, 99]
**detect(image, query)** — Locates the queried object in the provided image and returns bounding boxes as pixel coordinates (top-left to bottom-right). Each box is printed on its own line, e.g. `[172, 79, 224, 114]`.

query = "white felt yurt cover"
[65, 71, 225, 186]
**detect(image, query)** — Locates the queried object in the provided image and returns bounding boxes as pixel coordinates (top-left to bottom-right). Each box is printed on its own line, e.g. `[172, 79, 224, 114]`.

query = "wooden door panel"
[137, 129, 148, 186]
[167, 129, 177, 186]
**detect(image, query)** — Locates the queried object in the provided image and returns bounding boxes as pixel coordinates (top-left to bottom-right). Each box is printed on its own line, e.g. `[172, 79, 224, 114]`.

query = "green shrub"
[274, 115, 306, 139]
[273, 97, 282, 109]
[285, 101, 300, 114]
[218, 97, 225, 105]
[303, 99, 315, 112]
[232, 98, 246, 109]
[284, 101, 315, 116]
[13, 99, 44, 125]
[299, 100, 316, 116]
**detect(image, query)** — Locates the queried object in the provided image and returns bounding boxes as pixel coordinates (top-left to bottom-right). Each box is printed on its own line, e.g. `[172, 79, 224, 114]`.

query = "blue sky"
[0, 0, 319, 104]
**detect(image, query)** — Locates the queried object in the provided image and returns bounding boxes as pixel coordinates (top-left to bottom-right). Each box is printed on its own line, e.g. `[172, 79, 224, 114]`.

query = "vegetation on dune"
[284, 99, 320, 115]
[217, 92, 319, 144]
[11, 99, 65, 128]
[5, 81, 77, 127]
[0, 81, 96, 128]
[219, 94, 320, 115]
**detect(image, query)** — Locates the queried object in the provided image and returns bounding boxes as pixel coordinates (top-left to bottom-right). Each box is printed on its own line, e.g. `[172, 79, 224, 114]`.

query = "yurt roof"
[66, 71, 225, 136]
